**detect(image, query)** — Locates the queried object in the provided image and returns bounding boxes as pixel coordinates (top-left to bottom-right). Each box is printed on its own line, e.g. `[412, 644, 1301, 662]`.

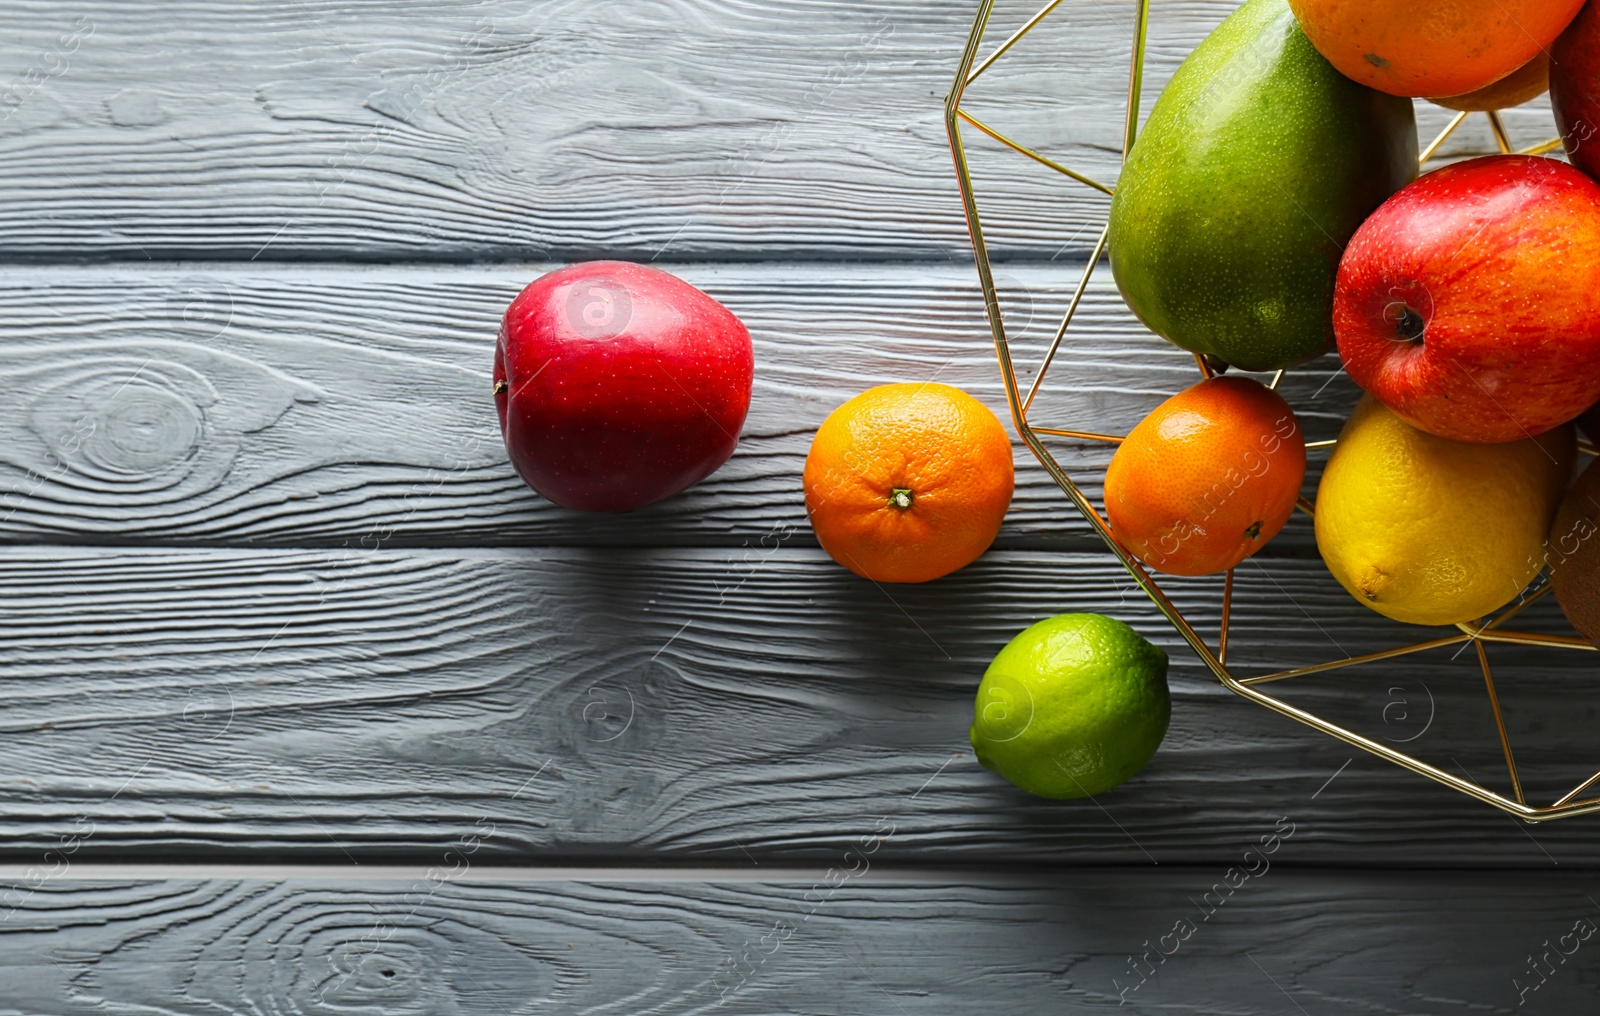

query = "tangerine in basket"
[1288, 0, 1584, 99]
[1104, 376, 1306, 577]
[804, 383, 1014, 584]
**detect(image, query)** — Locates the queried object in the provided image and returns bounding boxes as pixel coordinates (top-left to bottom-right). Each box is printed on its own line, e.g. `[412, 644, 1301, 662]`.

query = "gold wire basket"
[945, 0, 1600, 822]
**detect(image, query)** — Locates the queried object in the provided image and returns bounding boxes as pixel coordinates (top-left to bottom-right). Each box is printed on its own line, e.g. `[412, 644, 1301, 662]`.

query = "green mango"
[1107, 0, 1417, 372]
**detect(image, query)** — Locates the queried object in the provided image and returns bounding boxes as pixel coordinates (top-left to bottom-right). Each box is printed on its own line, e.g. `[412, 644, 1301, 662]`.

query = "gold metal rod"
[1294, 495, 1315, 517]
[1219, 568, 1234, 666]
[1486, 110, 1514, 154]
[945, 0, 1600, 825]
[965, 0, 1069, 87]
[1235, 678, 1587, 822]
[944, 12, 1167, 712]
[1419, 110, 1470, 164]
[1192, 351, 1214, 379]
[1268, 369, 1285, 390]
[1022, 223, 1111, 417]
[955, 109, 1116, 195]
[1239, 635, 1472, 685]
[1029, 426, 1125, 443]
[1305, 438, 1339, 450]
[1554, 770, 1600, 808]
[1122, 0, 1151, 157]
[1026, 443, 1213, 674]
[1579, 436, 1599, 457]
[952, 101, 1212, 718]
[1521, 136, 1566, 156]
[1529, 796, 1600, 820]
[1476, 640, 1526, 805]
[1018, 432, 1597, 821]
[945, 0, 996, 112]
[1465, 628, 1598, 651]
[944, 0, 1000, 389]
[1486, 583, 1553, 631]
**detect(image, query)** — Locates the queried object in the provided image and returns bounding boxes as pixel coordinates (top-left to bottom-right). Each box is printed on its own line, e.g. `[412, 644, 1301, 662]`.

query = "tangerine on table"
[1288, 0, 1585, 99]
[803, 383, 1014, 584]
[1104, 376, 1306, 577]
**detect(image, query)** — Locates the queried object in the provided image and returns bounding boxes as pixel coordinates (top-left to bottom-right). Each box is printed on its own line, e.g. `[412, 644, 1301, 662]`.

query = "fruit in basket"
[970, 613, 1169, 799]
[803, 383, 1013, 584]
[1314, 396, 1575, 627]
[1334, 155, 1600, 444]
[1430, 52, 1550, 111]
[1553, 1, 1600, 179]
[494, 261, 754, 512]
[1549, 458, 1600, 645]
[1107, 0, 1416, 373]
[1104, 377, 1306, 577]
[1289, 0, 1584, 98]
[1579, 401, 1600, 445]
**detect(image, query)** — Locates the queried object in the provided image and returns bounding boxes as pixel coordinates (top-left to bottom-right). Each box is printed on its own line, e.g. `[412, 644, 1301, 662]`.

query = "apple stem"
[889, 488, 914, 511]
[1389, 304, 1426, 344]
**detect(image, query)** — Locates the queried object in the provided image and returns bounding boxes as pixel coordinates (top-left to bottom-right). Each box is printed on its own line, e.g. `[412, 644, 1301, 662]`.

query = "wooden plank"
[0, 0, 1560, 261]
[3, 543, 1597, 866]
[0, 262, 1359, 548]
[0, 869, 1596, 1012]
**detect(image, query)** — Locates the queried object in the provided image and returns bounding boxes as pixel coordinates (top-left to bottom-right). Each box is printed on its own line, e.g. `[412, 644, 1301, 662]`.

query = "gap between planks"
[7, 863, 1599, 882]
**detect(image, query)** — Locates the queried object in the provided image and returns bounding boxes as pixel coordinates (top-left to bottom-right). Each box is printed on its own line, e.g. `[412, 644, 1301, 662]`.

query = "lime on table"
[970, 613, 1170, 799]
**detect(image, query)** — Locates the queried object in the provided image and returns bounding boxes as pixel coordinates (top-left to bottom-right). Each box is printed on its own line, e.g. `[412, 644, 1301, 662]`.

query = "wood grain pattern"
[0, 0, 1561, 261]
[0, 870, 1596, 1013]
[0, 262, 1361, 548]
[4, 0, 1595, 997]
[2, 543, 1595, 866]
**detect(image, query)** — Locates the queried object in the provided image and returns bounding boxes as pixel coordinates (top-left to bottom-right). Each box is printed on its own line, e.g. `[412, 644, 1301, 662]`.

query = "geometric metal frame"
[945, 0, 1599, 821]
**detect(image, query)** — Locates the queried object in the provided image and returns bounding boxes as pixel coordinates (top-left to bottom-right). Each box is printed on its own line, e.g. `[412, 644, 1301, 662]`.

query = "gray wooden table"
[1, 1, 1596, 1012]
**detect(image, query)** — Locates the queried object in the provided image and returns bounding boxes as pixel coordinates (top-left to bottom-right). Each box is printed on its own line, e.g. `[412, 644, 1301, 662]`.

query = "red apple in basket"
[1333, 155, 1600, 444]
[494, 261, 754, 512]
[1552, 0, 1600, 180]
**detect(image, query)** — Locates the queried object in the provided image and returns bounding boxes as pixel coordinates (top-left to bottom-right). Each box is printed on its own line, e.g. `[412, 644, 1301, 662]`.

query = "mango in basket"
[1106, 0, 1415, 372]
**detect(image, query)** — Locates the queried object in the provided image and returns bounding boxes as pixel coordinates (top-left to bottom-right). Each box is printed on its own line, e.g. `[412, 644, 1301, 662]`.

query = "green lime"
[970, 613, 1170, 799]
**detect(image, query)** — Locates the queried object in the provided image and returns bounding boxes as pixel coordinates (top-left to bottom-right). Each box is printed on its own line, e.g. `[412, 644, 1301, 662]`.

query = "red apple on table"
[494, 261, 753, 512]
[1552, 0, 1600, 180]
[1333, 155, 1600, 444]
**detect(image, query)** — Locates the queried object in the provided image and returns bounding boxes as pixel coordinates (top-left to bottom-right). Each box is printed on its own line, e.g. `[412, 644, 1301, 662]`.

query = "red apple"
[1552, 0, 1600, 180]
[1333, 155, 1600, 444]
[494, 261, 753, 512]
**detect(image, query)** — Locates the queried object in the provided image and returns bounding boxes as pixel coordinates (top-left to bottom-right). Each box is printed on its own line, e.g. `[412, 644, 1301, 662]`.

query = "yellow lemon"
[1314, 396, 1574, 627]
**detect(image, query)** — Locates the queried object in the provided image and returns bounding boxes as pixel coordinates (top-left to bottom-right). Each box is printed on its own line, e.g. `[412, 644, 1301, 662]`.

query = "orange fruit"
[1430, 51, 1550, 111]
[1104, 377, 1306, 577]
[1288, 0, 1584, 99]
[804, 383, 1014, 584]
